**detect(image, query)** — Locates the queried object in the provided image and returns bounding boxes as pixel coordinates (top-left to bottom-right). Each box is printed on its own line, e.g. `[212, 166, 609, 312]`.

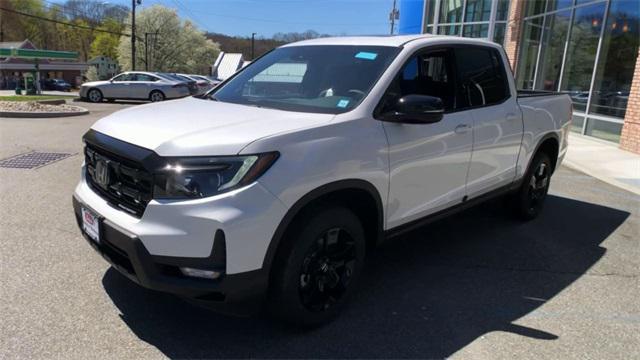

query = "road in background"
[1, 102, 638, 359]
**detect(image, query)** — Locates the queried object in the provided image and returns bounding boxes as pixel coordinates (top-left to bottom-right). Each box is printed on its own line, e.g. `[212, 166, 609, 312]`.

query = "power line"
[171, 0, 209, 30]
[0, 7, 132, 37]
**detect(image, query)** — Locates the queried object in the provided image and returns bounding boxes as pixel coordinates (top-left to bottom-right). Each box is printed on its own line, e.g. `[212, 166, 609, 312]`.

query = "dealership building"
[398, 0, 640, 154]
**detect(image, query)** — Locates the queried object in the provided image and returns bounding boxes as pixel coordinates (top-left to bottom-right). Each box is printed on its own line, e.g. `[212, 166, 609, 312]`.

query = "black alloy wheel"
[299, 227, 357, 312]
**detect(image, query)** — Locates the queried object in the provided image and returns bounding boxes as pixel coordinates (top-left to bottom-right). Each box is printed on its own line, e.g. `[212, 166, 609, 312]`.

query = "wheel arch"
[532, 133, 560, 173]
[262, 179, 384, 281]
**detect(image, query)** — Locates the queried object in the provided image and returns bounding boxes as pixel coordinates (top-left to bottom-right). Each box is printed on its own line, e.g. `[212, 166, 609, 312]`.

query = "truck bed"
[517, 89, 563, 98]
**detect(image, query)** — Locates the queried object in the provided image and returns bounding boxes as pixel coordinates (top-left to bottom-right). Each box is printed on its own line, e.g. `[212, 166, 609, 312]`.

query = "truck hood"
[91, 97, 335, 156]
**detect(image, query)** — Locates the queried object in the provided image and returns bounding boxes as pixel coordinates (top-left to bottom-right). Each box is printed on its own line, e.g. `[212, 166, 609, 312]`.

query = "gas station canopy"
[0, 48, 78, 60]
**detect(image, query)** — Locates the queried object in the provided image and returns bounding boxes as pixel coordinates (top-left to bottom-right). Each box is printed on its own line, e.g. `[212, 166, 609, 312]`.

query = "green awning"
[0, 48, 78, 60]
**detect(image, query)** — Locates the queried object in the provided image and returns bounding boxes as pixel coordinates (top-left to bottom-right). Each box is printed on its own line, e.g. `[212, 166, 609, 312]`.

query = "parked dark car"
[157, 73, 198, 95]
[43, 78, 72, 92]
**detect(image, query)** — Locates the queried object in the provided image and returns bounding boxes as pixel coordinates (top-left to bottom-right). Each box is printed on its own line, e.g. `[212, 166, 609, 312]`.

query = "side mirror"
[379, 94, 445, 124]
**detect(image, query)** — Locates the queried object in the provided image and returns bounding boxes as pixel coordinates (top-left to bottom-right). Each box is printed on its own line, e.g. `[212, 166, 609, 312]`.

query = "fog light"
[180, 267, 222, 279]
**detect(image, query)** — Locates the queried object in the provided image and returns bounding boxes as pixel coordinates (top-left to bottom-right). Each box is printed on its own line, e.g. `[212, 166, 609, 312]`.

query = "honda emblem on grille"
[94, 160, 111, 189]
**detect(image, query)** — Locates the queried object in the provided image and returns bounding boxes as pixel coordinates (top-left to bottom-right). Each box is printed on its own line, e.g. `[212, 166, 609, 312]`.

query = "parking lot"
[1, 101, 638, 359]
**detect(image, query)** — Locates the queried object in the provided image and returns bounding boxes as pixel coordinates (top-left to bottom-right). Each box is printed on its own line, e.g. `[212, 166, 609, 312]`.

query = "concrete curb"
[0, 107, 89, 118]
[563, 160, 640, 196]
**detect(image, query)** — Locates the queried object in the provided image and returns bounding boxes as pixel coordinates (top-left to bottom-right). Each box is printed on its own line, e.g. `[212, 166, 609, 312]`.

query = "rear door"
[381, 48, 474, 229]
[129, 73, 159, 99]
[453, 46, 523, 198]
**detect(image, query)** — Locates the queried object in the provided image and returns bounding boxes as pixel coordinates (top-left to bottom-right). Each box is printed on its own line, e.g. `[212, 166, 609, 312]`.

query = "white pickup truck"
[73, 35, 572, 326]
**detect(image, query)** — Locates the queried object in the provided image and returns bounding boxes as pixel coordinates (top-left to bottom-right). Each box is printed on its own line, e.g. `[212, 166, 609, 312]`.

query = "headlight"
[153, 152, 279, 199]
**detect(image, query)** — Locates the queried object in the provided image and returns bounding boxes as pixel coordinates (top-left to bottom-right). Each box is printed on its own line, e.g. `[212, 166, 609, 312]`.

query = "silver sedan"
[79, 71, 191, 103]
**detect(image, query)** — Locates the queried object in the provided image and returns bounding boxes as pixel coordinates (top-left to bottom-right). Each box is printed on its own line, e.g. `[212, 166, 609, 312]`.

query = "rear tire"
[149, 90, 165, 102]
[269, 206, 366, 327]
[513, 152, 552, 220]
[87, 88, 103, 103]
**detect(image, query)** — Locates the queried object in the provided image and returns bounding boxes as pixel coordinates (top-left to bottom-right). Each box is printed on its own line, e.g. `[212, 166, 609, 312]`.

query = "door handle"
[454, 124, 471, 134]
[506, 112, 519, 121]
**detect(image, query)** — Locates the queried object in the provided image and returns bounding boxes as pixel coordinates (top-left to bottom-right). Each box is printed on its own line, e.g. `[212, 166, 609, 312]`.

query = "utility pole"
[131, 0, 141, 70]
[251, 32, 257, 60]
[389, 0, 399, 35]
[145, 32, 158, 71]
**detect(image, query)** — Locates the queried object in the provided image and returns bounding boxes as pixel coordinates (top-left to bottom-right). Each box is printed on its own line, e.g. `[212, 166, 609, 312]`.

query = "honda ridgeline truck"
[73, 35, 572, 326]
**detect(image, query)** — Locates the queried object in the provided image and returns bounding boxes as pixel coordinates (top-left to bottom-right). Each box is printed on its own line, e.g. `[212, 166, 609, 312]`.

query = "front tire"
[269, 206, 366, 327]
[514, 152, 552, 220]
[87, 88, 103, 103]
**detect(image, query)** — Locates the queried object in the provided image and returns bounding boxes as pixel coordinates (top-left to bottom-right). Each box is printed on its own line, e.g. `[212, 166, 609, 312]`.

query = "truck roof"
[281, 34, 496, 48]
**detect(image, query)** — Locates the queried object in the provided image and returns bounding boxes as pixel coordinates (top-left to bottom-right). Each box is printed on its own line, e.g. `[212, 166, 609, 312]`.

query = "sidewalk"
[564, 133, 640, 195]
[0, 90, 79, 97]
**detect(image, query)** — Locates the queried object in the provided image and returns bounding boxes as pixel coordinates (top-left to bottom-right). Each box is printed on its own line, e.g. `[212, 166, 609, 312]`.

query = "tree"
[89, 18, 122, 59]
[85, 66, 99, 81]
[117, 5, 220, 73]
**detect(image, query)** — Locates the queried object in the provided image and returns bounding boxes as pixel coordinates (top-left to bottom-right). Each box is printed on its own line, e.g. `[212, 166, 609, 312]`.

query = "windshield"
[208, 45, 400, 114]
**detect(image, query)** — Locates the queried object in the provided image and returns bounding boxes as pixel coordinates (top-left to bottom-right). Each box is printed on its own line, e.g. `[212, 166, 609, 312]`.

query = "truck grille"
[84, 144, 154, 217]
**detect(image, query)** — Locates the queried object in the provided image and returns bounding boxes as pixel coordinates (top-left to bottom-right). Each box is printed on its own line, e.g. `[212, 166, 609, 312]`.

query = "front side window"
[209, 45, 400, 114]
[377, 49, 457, 114]
[455, 47, 509, 108]
[112, 73, 132, 82]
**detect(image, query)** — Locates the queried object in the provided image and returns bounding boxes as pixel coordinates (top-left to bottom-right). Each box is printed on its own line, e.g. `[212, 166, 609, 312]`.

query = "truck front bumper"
[73, 195, 271, 316]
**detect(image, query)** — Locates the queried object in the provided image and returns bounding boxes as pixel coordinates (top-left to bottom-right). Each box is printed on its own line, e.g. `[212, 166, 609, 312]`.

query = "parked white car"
[79, 71, 191, 102]
[73, 35, 572, 326]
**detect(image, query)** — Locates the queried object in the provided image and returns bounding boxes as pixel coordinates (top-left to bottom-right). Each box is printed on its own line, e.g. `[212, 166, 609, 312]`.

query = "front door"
[381, 48, 474, 229]
[106, 73, 133, 98]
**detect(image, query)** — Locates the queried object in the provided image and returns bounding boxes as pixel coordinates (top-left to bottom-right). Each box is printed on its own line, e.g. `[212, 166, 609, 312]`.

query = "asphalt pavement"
[1, 101, 638, 359]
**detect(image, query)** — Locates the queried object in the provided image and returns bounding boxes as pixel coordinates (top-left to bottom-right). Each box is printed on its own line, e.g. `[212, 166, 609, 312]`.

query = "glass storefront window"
[438, 24, 461, 35]
[546, 0, 575, 12]
[426, 0, 436, 25]
[585, 118, 623, 142]
[570, 114, 586, 133]
[534, 10, 572, 90]
[493, 23, 506, 44]
[496, 0, 510, 21]
[588, 0, 640, 118]
[465, 0, 492, 22]
[439, 0, 464, 23]
[524, 0, 548, 17]
[463, 23, 490, 37]
[516, 16, 544, 89]
[560, 2, 606, 112]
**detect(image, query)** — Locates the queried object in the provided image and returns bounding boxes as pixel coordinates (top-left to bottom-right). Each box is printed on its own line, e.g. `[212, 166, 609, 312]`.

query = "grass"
[0, 95, 77, 102]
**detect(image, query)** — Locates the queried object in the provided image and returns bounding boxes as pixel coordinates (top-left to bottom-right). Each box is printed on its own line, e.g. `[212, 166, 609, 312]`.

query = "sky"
[49, 0, 395, 38]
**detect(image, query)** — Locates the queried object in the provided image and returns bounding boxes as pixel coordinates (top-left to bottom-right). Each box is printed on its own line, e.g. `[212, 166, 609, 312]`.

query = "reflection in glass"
[463, 23, 490, 37]
[570, 114, 585, 133]
[516, 17, 544, 89]
[585, 118, 623, 142]
[465, 0, 492, 22]
[535, 10, 571, 91]
[588, 0, 640, 118]
[439, 0, 464, 23]
[493, 23, 506, 44]
[560, 2, 606, 112]
[546, 0, 574, 12]
[438, 25, 461, 35]
[426, 0, 436, 25]
[496, 0, 510, 21]
[523, 0, 548, 17]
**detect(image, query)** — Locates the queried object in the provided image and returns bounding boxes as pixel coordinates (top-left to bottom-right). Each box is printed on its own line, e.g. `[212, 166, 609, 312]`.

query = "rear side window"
[454, 47, 509, 108]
